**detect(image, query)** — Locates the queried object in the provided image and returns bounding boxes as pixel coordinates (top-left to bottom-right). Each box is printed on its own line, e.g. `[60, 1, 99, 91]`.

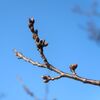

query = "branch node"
[32, 33, 40, 42]
[83, 78, 87, 83]
[40, 40, 48, 47]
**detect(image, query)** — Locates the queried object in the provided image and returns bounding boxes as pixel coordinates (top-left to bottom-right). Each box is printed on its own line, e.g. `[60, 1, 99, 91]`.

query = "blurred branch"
[72, 0, 100, 16]
[17, 76, 38, 100]
[78, 20, 100, 43]
[44, 83, 49, 100]
[17, 76, 52, 100]
[0, 93, 5, 100]
[14, 17, 100, 86]
[72, 0, 100, 43]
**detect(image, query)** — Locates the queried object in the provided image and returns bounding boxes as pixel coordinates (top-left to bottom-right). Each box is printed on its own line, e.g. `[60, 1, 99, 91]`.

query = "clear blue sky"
[0, 0, 100, 100]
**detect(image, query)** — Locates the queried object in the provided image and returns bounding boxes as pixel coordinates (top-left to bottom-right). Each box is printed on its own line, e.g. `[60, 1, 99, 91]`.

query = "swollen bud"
[29, 17, 35, 24]
[69, 64, 78, 74]
[28, 17, 35, 29]
[41, 76, 51, 83]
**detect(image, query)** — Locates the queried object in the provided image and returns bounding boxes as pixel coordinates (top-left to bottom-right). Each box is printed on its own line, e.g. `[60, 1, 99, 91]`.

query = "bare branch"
[28, 17, 49, 66]
[41, 75, 64, 83]
[13, 49, 47, 68]
[14, 49, 100, 86]
[14, 17, 100, 87]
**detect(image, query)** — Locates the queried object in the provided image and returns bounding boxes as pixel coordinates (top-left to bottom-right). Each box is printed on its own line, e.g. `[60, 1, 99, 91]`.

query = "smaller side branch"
[14, 49, 100, 86]
[13, 49, 47, 68]
[28, 17, 49, 66]
[42, 75, 63, 83]
[28, 17, 65, 75]
[42, 74, 100, 86]
[14, 49, 65, 75]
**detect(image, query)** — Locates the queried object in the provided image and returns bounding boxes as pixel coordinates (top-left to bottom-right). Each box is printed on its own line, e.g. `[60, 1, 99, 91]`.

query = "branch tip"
[41, 76, 51, 83]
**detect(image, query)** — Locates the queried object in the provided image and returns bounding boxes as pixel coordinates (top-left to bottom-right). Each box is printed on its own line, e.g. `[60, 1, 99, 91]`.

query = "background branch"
[17, 76, 38, 100]
[14, 49, 100, 86]
[72, 0, 100, 43]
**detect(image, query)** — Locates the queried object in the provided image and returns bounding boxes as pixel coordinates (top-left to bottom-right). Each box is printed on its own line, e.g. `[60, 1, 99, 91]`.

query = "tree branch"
[14, 17, 100, 86]
[14, 50, 100, 86]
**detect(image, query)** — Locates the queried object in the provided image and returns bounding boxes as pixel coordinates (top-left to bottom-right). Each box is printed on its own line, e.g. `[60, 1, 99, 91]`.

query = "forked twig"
[14, 17, 100, 86]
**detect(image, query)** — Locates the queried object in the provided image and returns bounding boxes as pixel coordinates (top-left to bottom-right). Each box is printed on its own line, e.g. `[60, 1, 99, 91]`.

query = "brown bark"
[14, 17, 100, 86]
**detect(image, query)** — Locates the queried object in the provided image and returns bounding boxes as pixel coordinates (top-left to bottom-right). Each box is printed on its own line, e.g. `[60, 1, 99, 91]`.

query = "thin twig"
[14, 17, 100, 86]
[14, 49, 100, 86]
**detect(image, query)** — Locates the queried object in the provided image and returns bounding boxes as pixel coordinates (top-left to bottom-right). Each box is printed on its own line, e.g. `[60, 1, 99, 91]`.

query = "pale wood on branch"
[14, 17, 100, 86]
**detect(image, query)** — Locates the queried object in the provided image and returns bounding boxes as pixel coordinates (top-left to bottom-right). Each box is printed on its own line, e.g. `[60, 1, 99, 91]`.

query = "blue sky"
[0, 0, 100, 100]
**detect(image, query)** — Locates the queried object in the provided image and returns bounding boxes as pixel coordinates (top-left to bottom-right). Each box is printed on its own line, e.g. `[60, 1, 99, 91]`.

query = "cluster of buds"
[32, 32, 40, 42]
[28, 17, 35, 33]
[28, 17, 48, 51]
[41, 75, 51, 83]
[69, 64, 78, 75]
[32, 33, 48, 48]
[40, 40, 48, 47]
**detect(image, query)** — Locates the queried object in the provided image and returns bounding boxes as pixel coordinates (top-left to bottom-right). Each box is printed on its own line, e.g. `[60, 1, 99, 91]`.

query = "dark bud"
[32, 33, 39, 42]
[29, 27, 34, 33]
[44, 40, 48, 47]
[28, 17, 35, 28]
[34, 29, 38, 34]
[42, 76, 51, 83]
[70, 64, 78, 74]
[40, 40, 48, 47]
[40, 40, 44, 45]
[29, 17, 35, 24]
[28, 22, 33, 29]
[15, 52, 19, 57]
[15, 52, 22, 59]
